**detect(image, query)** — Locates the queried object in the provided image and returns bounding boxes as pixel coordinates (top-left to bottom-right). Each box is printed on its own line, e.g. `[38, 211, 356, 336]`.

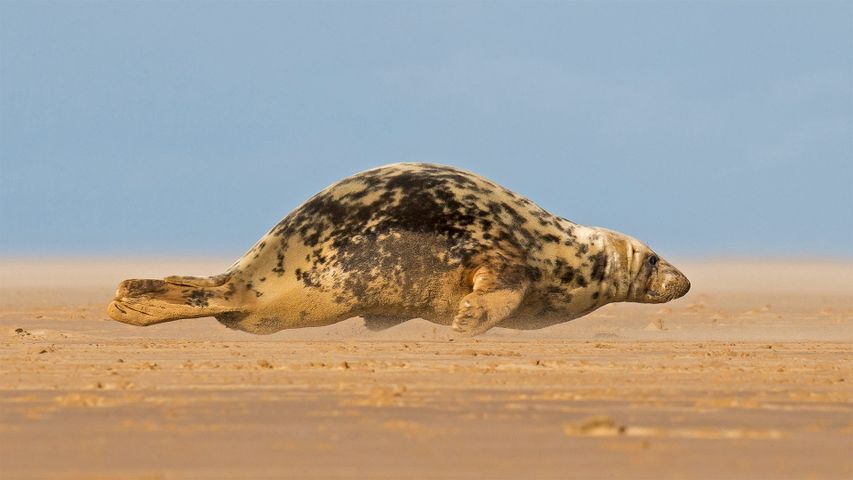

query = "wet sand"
[1, 258, 851, 479]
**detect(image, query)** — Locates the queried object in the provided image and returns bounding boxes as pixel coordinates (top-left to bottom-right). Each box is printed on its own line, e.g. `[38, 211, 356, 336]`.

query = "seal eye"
[647, 255, 659, 267]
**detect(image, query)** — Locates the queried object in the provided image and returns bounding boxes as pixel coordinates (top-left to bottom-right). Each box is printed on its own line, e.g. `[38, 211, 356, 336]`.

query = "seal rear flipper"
[164, 273, 231, 288]
[107, 277, 239, 327]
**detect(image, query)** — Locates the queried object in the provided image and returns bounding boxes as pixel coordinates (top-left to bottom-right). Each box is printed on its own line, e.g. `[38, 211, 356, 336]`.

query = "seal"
[108, 163, 690, 335]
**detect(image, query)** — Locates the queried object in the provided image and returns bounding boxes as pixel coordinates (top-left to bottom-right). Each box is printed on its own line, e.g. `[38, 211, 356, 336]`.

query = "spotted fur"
[108, 163, 690, 335]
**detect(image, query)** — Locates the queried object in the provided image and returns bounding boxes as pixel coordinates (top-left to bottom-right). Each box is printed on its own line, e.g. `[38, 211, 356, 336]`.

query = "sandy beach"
[1, 258, 851, 479]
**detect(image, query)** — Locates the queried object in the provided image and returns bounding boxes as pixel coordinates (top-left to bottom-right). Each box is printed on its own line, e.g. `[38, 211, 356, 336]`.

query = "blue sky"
[1, 1, 851, 256]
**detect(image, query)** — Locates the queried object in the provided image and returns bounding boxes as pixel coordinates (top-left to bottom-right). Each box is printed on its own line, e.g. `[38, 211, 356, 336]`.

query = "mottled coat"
[109, 163, 690, 335]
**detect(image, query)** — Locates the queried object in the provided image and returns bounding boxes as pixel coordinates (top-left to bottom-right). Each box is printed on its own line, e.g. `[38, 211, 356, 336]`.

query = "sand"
[0, 258, 851, 479]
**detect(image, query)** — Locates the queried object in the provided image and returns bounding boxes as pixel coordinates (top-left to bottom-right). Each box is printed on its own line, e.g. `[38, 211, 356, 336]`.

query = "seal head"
[600, 229, 690, 304]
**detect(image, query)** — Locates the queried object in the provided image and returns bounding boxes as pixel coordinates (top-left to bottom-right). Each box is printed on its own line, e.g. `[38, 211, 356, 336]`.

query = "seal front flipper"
[107, 275, 240, 326]
[452, 265, 530, 336]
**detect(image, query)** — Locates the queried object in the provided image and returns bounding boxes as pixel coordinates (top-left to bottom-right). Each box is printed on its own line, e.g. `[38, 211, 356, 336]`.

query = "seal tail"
[107, 274, 239, 327]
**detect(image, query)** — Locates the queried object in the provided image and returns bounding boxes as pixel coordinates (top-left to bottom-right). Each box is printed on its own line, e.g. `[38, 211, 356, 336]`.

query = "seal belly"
[218, 231, 471, 333]
[326, 231, 470, 323]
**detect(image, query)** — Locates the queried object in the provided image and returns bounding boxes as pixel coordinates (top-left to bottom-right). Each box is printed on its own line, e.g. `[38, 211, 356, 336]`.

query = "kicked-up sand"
[0, 258, 851, 479]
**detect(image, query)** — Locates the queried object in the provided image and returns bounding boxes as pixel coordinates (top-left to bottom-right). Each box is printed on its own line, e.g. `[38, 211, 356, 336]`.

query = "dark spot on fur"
[589, 252, 608, 282]
[542, 233, 560, 243]
[185, 289, 213, 308]
[524, 265, 543, 282]
[300, 270, 320, 288]
[551, 259, 578, 288]
[303, 229, 323, 247]
[124, 279, 167, 296]
[272, 249, 285, 276]
[222, 283, 236, 301]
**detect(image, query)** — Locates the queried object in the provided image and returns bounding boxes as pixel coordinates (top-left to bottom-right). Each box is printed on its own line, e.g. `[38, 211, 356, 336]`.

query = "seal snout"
[663, 267, 690, 301]
[667, 275, 690, 301]
[641, 261, 691, 304]
[678, 276, 691, 298]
